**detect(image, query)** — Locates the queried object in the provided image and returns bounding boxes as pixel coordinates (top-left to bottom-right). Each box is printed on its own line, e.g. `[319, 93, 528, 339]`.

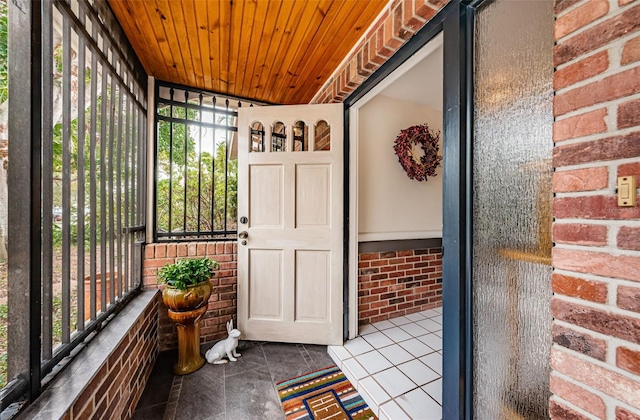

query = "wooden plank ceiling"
[108, 0, 388, 104]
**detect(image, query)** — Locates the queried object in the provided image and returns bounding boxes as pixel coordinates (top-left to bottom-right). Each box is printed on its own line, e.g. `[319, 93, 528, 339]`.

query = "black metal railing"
[153, 81, 262, 242]
[5, 0, 147, 408]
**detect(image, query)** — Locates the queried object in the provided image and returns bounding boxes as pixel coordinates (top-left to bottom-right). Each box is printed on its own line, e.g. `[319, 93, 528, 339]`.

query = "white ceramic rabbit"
[205, 320, 242, 364]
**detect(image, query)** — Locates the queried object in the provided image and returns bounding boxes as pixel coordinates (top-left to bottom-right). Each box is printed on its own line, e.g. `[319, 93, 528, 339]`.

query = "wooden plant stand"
[167, 305, 207, 375]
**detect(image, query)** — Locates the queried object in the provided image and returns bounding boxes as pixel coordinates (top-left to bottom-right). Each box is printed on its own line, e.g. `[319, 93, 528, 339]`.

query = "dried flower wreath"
[392, 123, 442, 182]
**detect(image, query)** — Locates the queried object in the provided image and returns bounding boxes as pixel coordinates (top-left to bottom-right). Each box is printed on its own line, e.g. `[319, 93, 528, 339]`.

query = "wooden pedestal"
[167, 305, 207, 375]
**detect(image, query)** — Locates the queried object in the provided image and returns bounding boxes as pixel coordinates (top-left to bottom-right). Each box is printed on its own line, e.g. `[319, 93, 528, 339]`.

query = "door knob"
[238, 231, 248, 239]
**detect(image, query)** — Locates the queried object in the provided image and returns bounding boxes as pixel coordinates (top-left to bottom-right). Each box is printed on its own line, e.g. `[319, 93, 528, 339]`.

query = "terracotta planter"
[162, 280, 212, 312]
[83, 272, 119, 321]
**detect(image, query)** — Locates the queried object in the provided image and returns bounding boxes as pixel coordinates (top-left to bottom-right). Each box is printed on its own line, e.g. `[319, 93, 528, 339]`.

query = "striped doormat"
[276, 366, 378, 420]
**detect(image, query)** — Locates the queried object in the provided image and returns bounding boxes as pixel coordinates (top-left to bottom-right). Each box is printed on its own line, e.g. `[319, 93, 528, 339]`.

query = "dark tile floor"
[133, 341, 336, 420]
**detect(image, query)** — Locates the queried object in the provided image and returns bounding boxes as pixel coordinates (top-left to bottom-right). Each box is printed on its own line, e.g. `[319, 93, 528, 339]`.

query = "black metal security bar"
[153, 81, 262, 242]
[6, 0, 147, 408]
[250, 124, 265, 152]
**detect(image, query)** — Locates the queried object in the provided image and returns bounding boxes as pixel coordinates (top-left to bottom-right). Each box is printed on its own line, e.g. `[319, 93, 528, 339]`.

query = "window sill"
[17, 290, 159, 419]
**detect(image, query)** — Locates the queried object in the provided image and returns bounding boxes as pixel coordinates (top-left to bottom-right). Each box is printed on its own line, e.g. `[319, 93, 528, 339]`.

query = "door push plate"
[618, 176, 637, 207]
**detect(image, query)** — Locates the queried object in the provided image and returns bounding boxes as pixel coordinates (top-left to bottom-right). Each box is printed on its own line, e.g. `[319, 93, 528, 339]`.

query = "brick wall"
[358, 247, 442, 325]
[291, 121, 331, 151]
[71, 295, 159, 419]
[20, 291, 160, 419]
[550, 0, 640, 418]
[142, 242, 238, 350]
[315, 120, 331, 151]
[311, 0, 448, 104]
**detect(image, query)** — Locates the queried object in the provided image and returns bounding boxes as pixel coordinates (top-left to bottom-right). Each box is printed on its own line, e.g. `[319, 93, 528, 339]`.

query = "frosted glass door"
[472, 0, 554, 418]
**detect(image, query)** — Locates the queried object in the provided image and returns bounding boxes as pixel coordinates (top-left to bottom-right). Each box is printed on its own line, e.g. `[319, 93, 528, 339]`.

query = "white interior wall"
[358, 94, 443, 241]
[348, 35, 444, 337]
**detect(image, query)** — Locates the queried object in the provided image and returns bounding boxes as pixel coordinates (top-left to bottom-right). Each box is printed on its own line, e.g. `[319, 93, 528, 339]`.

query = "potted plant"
[157, 257, 218, 312]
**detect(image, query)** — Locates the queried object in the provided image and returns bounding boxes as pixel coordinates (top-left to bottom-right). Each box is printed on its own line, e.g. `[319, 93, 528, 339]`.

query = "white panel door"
[237, 103, 343, 345]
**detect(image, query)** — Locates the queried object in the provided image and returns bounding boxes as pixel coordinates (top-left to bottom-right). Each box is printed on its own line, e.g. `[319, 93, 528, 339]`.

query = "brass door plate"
[618, 175, 637, 207]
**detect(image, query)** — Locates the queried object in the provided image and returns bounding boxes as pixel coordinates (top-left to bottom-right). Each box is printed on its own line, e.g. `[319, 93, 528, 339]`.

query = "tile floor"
[134, 307, 442, 420]
[133, 341, 336, 420]
[328, 307, 443, 420]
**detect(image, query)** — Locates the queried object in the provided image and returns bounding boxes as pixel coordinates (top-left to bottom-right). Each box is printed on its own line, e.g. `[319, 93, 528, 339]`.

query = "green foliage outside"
[50, 104, 101, 248]
[0, 303, 6, 386]
[0, 6, 126, 386]
[51, 294, 78, 344]
[48, 83, 134, 250]
[0, 0, 7, 104]
[0, 0, 7, 389]
[0, 294, 78, 387]
[156, 105, 238, 234]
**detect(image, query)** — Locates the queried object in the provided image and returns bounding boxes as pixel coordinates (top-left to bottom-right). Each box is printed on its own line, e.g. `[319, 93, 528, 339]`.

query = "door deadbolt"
[238, 231, 248, 239]
[240, 216, 248, 224]
[241, 240, 247, 246]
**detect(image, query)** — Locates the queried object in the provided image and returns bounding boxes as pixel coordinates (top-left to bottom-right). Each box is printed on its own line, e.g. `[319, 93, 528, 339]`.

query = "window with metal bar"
[153, 81, 260, 242]
[4, 0, 147, 407]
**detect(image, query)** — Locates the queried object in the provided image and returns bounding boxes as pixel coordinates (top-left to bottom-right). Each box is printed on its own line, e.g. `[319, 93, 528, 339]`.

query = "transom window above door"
[248, 120, 332, 153]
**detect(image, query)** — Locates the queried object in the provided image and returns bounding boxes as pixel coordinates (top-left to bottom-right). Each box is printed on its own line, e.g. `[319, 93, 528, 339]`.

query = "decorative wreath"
[393, 123, 442, 182]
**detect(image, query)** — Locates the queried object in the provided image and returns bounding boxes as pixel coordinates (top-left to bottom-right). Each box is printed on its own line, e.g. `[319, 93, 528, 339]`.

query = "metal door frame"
[343, 2, 478, 417]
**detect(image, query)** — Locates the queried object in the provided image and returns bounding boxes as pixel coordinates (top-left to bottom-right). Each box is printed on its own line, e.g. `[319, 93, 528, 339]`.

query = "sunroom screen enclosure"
[7, 0, 147, 403]
[152, 81, 260, 242]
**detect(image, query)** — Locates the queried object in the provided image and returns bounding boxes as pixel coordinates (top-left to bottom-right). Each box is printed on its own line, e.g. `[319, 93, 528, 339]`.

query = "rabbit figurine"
[205, 320, 242, 364]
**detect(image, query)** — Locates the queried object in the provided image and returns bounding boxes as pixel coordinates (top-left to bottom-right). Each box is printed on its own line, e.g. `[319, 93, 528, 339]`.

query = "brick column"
[312, 0, 449, 104]
[550, 0, 640, 418]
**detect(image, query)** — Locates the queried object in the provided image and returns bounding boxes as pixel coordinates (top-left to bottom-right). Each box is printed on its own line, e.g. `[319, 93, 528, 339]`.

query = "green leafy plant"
[0, 0, 8, 104]
[156, 257, 218, 290]
[0, 302, 6, 386]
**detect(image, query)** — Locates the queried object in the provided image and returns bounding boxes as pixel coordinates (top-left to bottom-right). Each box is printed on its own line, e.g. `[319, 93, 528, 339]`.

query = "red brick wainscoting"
[73, 294, 159, 418]
[551, 0, 640, 417]
[358, 247, 442, 325]
[19, 292, 159, 419]
[142, 242, 238, 350]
